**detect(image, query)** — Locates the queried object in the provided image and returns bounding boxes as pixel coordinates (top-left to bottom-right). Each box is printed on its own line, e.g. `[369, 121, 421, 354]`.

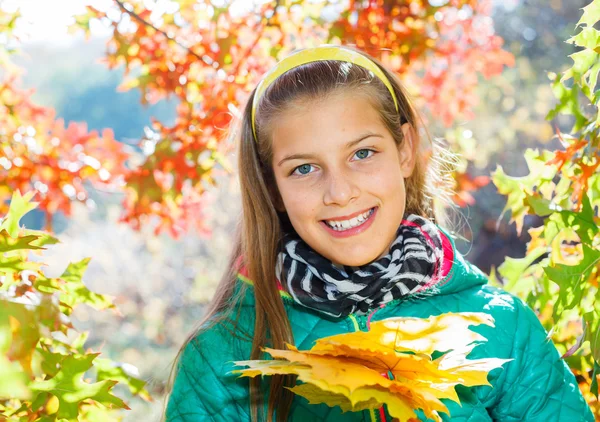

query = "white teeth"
[325, 208, 373, 231]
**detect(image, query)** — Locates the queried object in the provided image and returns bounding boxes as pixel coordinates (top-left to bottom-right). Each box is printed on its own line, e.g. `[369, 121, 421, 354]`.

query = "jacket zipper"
[348, 307, 388, 422]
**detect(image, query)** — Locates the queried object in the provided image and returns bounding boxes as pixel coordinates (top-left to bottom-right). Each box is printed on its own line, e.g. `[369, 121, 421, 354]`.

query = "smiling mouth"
[323, 207, 376, 231]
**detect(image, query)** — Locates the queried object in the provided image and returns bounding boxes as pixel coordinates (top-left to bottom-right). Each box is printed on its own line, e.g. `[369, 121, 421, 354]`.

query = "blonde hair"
[163, 46, 453, 422]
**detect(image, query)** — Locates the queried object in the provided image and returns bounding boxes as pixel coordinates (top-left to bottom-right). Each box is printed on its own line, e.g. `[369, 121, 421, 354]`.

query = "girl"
[164, 45, 593, 422]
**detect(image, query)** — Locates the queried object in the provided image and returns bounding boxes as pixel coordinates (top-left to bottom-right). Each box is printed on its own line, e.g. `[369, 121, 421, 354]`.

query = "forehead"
[270, 91, 386, 155]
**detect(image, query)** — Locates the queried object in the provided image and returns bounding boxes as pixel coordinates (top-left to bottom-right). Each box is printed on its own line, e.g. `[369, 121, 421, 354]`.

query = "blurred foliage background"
[0, 0, 598, 420]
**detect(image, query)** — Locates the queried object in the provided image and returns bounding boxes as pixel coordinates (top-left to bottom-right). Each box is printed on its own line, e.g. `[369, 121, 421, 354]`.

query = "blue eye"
[354, 149, 374, 160]
[292, 164, 314, 176]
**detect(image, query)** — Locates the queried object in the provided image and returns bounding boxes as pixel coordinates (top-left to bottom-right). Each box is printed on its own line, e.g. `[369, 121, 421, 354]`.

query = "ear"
[398, 122, 418, 178]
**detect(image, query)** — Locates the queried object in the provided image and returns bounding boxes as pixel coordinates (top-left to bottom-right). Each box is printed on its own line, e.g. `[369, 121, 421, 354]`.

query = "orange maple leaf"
[546, 129, 587, 172]
[571, 158, 600, 208]
[452, 173, 490, 207]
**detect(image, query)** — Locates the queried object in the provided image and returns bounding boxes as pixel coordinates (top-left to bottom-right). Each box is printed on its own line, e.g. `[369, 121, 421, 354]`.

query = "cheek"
[363, 162, 406, 200]
[280, 182, 320, 220]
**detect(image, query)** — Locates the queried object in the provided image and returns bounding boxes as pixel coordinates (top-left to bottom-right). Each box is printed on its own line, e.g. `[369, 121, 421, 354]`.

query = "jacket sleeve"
[488, 297, 594, 421]
[165, 333, 251, 422]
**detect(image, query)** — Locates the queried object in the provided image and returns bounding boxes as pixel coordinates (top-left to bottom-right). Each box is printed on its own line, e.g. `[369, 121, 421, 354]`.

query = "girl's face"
[270, 91, 416, 266]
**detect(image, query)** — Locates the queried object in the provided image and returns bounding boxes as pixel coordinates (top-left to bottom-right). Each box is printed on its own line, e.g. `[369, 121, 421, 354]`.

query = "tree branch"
[114, 0, 203, 61]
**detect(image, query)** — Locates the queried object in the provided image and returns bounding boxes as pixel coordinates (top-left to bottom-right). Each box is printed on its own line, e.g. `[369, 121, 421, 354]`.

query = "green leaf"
[0, 352, 30, 399]
[0, 191, 39, 238]
[492, 150, 557, 233]
[71, 331, 89, 352]
[547, 78, 589, 132]
[33, 275, 63, 294]
[497, 247, 546, 293]
[492, 166, 528, 233]
[0, 255, 43, 274]
[0, 324, 31, 400]
[555, 195, 598, 245]
[525, 268, 554, 313]
[577, 0, 600, 28]
[0, 229, 45, 253]
[59, 259, 115, 312]
[544, 218, 561, 245]
[37, 345, 71, 378]
[25, 230, 60, 249]
[582, 61, 600, 101]
[567, 26, 600, 50]
[591, 360, 600, 397]
[0, 300, 40, 379]
[30, 391, 51, 412]
[562, 318, 587, 358]
[79, 402, 123, 421]
[60, 258, 91, 283]
[69, 7, 98, 38]
[35, 294, 62, 334]
[95, 358, 151, 400]
[544, 245, 600, 314]
[524, 193, 553, 216]
[30, 353, 129, 419]
[569, 49, 600, 77]
[589, 308, 600, 363]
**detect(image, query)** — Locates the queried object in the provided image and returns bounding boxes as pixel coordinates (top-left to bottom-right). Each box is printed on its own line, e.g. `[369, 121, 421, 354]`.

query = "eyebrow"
[276, 132, 383, 167]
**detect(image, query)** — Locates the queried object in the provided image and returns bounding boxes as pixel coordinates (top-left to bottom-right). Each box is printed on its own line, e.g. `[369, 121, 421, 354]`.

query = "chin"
[331, 251, 382, 267]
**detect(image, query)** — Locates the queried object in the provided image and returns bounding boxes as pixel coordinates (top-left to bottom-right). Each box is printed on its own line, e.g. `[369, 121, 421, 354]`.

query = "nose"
[323, 169, 359, 207]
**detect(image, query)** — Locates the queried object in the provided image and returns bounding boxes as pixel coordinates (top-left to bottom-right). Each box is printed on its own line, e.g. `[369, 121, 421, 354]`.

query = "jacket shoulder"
[165, 304, 255, 421]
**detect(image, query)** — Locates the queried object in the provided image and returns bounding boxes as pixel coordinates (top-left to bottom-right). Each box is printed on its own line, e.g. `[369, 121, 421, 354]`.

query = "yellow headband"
[251, 45, 400, 142]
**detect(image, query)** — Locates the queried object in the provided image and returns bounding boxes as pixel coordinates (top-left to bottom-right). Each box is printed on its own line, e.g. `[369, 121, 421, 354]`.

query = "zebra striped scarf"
[275, 214, 446, 318]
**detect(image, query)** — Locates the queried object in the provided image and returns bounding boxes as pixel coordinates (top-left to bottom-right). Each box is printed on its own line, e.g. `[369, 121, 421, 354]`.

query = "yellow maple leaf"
[313, 312, 495, 357]
[231, 312, 512, 422]
[234, 347, 446, 421]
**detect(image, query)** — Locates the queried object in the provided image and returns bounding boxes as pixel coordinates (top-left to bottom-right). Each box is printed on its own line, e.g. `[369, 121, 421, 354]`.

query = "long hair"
[163, 46, 454, 422]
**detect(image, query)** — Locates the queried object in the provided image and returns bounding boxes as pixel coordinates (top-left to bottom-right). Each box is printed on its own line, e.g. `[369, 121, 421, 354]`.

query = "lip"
[321, 207, 375, 222]
[320, 207, 377, 238]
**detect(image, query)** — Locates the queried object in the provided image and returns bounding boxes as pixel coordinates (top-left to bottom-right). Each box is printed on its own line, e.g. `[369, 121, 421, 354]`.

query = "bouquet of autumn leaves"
[232, 312, 512, 422]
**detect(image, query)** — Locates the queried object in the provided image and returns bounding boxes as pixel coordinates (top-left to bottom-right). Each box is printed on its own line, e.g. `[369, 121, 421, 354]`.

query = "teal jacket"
[166, 237, 593, 421]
